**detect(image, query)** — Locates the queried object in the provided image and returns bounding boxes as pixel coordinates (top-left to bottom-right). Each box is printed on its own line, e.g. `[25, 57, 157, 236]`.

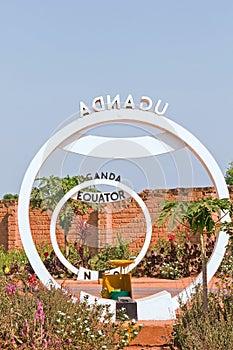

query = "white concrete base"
[80, 290, 175, 321]
[137, 291, 175, 320]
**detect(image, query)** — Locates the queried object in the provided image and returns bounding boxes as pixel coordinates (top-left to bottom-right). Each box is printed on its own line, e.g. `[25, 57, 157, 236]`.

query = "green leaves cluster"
[88, 234, 130, 271]
[157, 197, 233, 237]
[225, 161, 233, 185]
[157, 197, 233, 312]
[31, 175, 89, 231]
[2, 193, 19, 200]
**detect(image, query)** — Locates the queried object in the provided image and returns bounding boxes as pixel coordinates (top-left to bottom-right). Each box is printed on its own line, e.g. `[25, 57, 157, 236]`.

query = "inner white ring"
[50, 179, 152, 275]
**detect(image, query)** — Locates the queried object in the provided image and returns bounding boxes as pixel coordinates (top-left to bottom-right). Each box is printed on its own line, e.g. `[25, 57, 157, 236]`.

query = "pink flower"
[34, 299, 45, 325]
[6, 284, 16, 296]
[25, 319, 29, 333]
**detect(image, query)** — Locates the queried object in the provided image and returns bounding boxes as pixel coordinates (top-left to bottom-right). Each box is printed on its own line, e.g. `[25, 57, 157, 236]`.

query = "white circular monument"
[18, 93, 230, 319]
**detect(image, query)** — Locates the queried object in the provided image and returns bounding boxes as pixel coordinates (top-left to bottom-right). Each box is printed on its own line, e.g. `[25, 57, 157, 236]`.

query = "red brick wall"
[0, 203, 66, 250]
[96, 187, 231, 252]
[0, 186, 232, 252]
[0, 200, 12, 249]
[29, 209, 65, 249]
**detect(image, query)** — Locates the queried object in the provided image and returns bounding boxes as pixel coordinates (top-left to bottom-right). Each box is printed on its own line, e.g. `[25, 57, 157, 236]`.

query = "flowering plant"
[0, 272, 140, 349]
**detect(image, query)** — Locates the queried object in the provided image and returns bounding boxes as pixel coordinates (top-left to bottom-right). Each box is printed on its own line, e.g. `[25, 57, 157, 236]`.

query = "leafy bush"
[0, 246, 29, 277]
[0, 273, 141, 349]
[88, 235, 131, 271]
[160, 261, 182, 280]
[172, 279, 233, 349]
[2, 193, 19, 200]
[219, 253, 233, 278]
[134, 232, 215, 279]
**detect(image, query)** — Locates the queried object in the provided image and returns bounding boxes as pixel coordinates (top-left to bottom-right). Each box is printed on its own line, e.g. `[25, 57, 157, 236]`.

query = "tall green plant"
[31, 175, 89, 257]
[225, 161, 233, 185]
[157, 197, 233, 311]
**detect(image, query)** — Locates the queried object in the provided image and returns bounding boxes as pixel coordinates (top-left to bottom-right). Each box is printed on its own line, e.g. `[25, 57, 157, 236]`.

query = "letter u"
[154, 99, 169, 115]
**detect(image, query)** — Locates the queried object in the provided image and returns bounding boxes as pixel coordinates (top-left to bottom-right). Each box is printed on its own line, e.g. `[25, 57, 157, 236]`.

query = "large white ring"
[50, 179, 152, 275]
[18, 109, 230, 306]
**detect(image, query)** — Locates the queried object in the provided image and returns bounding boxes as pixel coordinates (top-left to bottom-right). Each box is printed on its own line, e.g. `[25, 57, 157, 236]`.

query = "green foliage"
[160, 261, 182, 280]
[157, 200, 189, 231]
[157, 197, 233, 308]
[68, 243, 91, 270]
[34, 238, 131, 277]
[0, 239, 132, 280]
[219, 250, 233, 278]
[0, 273, 141, 349]
[31, 175, 89, 231]
[157, 197, 232, 236]
[0, 246, 28, 277]
[225, 161, 233, 185]
[88, 235, 131, 271]
[172, 282, 233, 349]
[134, 233, 215, 279]
[2, 193, 19, 199]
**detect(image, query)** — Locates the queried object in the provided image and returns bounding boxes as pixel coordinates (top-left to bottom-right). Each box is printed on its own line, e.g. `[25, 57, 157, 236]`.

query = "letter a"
[80, 101, 91, 117]
[124, 94, 135, 109]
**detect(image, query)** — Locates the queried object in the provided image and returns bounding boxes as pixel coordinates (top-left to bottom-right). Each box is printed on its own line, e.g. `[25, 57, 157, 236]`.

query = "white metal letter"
[106, 94, 121, 110]
[123, 94, 135, 109]
[92, 96, 105, 112]
[79, 101, 91, 117]
[154, 99, 169, 116]
[139, 96, 153, 111]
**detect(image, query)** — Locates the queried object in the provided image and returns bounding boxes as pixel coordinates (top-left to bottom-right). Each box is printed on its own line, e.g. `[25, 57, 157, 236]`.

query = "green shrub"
[2, 194, 19, 200]
[134, 232, 215, 279]
[0, 273, 141, 349]
[172, 280, 233, 349]
[160, 261, 182, 280]
[219, 253, 233, 278]
[0, 246, 28, 277]
[88, 235, 131, 271]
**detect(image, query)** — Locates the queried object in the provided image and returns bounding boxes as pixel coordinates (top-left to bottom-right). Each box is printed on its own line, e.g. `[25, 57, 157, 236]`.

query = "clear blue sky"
[1, 1, 233, 197]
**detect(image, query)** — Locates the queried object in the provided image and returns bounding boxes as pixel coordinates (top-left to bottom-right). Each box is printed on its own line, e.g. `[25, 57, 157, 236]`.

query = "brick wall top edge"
[1, 186, 233, 206]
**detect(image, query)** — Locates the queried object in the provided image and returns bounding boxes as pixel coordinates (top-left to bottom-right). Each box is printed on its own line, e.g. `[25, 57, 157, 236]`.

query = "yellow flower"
[4, 266, 10, 274]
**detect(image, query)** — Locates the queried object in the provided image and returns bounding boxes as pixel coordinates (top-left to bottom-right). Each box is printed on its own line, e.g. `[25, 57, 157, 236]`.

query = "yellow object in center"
[101, 260, 134, 299]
